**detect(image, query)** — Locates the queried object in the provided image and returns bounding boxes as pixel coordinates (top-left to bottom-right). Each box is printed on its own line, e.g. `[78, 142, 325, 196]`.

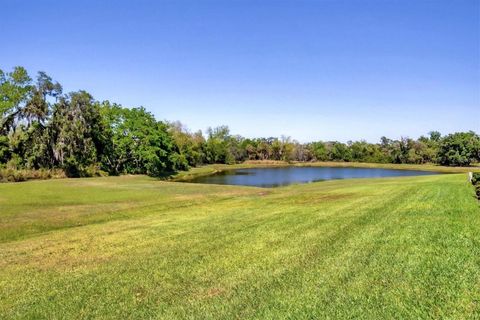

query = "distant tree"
[279, 136, 295, 162]
[269, 138, 281, 161]
[293, 142, 313, 162]
[0, 67, 62, 169]
[429, 131, 442, 142]
[206, 126, 235, 164]
[100, 102, 182, 176]
[349, 140, 387, 163]
[22, 72, 63, 168]
[256, 139, 271, 160]
[328, 142, 352, 161]
[48, 91, 104, 176]
[0, 66, 32, 134]
[240, 138, 258, 160]
[416, 136, 438, 163]
[229, 135, 247, 162]
[23, 71, 62, 126]
[168, 121, 206, 167]
[437, 132, 480, 166]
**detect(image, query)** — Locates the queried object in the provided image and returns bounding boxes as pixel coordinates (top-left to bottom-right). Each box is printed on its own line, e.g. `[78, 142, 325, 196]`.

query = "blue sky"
[2, 0, 479, 142]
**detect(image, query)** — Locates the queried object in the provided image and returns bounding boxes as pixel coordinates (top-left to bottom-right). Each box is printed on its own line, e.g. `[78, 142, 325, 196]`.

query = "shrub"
[84, 164, 108, 177]
[472, 172, 480, 185]
[0, 168, 66, 183]
[472, 173, 480, 200]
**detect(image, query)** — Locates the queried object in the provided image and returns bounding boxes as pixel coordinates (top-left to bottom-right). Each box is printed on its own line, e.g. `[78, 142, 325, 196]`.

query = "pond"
[187, 167, 439, 188]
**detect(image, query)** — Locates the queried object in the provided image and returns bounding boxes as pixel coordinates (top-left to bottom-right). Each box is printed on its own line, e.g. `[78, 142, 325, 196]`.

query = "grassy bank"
[0, 173, 479, 318]
[171, 161, 480, 181]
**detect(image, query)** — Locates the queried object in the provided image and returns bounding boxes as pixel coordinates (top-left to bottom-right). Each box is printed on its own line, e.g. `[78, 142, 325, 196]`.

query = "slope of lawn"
[0, 173, 479, 319]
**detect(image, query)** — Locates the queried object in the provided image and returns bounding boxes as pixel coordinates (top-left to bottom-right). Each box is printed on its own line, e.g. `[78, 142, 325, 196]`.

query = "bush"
[472, 172, 480, 185]
[472, 173, 480, 200]
[84, 164, 108, 177]
[63, 158, 107, 178]
[0, 168, 66, 183]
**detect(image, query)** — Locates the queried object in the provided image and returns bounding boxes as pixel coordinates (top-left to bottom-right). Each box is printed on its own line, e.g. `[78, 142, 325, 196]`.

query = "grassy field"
[1, 173, 479, 318]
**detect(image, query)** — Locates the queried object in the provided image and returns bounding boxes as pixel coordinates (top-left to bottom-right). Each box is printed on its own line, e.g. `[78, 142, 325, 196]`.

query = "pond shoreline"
[183, 166, 440, 188]
[170, 161, 479, 182]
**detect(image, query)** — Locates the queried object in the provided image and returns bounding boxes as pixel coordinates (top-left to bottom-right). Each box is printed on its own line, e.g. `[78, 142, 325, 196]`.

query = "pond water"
[187, 167, 439, 188]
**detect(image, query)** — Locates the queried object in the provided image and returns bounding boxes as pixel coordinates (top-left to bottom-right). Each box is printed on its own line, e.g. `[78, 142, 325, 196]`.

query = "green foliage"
[328, 142, 352, 161]
[205, 126, 235, 164]
[437, 131, 480, 166]
[0, 135, 9, 163]
[348, 140, 386, 163]
[168, 121, 206, 167]
[49, 91, 104, 177]
[472, 172, 480, 185]
[0, 66, 479, 182]
[309, 141, 328, 161]
[0, 167, 66, 182]
[100, 102, 183, 176]
[472, 173, 480, 200]
[0, 66, 32, 134]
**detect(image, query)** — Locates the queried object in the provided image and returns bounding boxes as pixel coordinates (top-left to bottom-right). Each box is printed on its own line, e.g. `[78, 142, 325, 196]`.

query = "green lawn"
[0, 173, 479, 319]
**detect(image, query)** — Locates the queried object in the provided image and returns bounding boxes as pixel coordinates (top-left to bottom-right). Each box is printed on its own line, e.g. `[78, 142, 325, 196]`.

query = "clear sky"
[2, 0, 479, 142]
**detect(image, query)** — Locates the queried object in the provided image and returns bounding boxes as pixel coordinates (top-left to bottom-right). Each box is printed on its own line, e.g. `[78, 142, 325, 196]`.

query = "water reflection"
[187, 167, 439, 188]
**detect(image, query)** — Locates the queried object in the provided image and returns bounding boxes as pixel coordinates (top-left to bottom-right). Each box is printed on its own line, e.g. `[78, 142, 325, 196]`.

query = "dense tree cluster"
[1, 67, 479, 178]
[0, 67, 183, 177]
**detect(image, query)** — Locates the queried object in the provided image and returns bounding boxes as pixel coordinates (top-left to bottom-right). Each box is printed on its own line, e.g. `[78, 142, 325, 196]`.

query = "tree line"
[1, 67, 479, 178]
